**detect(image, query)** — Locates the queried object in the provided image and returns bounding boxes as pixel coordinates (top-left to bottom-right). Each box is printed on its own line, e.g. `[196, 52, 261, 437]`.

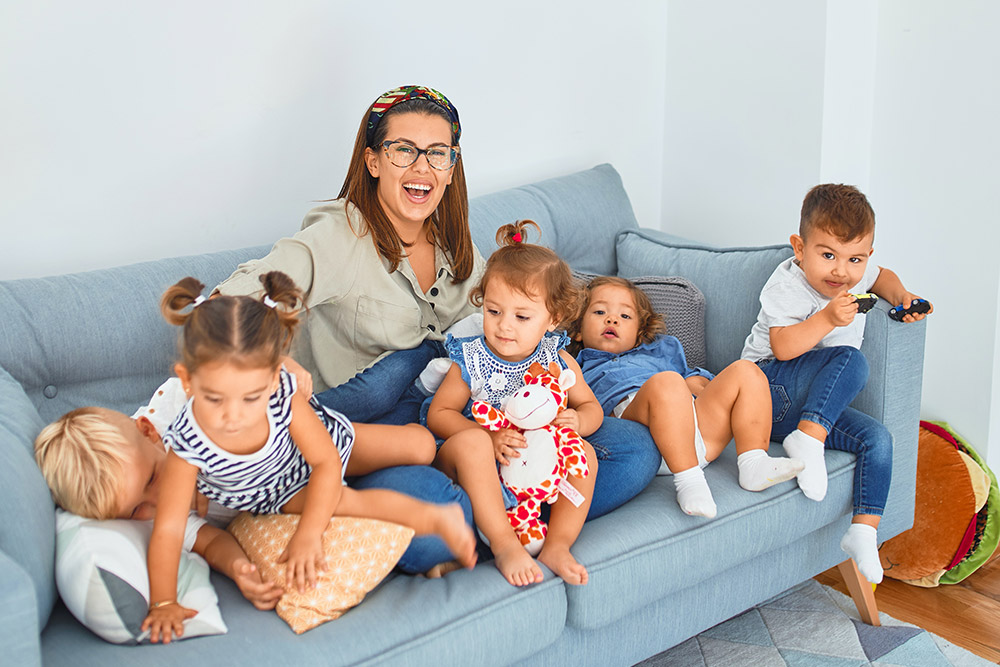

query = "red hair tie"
[512, 232, 523, 243]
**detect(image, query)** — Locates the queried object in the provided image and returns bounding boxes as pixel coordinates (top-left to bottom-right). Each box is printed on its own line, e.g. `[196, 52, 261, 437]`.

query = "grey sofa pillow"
[572, 272, 707, 369]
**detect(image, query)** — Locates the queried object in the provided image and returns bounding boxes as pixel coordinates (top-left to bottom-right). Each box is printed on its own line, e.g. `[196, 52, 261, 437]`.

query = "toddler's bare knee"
[647, 370, 686, 392]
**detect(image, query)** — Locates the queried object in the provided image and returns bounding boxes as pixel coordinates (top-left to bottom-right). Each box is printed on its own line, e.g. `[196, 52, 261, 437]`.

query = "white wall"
[0, 1, 669, 279]
[661, 0, 827, 246]
[660, 0, 1000, 469]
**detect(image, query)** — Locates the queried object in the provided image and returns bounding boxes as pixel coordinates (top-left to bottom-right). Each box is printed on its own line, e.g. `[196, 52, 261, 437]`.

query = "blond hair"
[33, 407, 130, 519]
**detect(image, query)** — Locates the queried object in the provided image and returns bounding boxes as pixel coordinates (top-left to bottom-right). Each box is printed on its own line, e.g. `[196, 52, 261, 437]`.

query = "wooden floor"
[816, 555, 1000, 663]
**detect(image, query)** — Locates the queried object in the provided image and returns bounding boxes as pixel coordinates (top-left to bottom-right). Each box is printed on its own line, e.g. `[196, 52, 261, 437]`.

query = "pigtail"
[258, 271, 303, 349]
[495, 219, 541, 248]
[160, 277, 206, 326]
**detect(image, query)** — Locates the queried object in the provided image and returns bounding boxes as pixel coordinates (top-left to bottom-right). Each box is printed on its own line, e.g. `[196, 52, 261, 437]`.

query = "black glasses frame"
[381, 141, 460, 170]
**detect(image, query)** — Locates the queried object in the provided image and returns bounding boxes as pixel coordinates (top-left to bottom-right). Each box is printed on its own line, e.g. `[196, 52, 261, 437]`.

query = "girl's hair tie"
[263, 296, 279, 309]
[191, 295, 207, 308]
[512, 232, 523, 243]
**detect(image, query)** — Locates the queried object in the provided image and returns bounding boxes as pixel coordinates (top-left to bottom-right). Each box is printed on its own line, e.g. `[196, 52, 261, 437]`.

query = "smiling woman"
[214, 86, 483, 574]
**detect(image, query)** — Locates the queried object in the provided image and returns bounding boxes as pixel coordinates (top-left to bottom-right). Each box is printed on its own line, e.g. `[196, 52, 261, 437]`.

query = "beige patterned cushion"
[228, 514, 414, 634]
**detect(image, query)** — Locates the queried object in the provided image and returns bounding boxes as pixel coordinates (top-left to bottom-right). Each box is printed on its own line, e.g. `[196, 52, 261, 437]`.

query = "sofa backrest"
[469, 163, 638, 275]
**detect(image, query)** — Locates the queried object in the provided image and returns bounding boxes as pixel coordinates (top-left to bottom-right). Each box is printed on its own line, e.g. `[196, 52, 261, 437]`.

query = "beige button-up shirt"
[216, 200, 485, 392]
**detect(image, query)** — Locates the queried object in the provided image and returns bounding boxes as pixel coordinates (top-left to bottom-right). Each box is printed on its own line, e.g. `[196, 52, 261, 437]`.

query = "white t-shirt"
[741, 256, 881, 362]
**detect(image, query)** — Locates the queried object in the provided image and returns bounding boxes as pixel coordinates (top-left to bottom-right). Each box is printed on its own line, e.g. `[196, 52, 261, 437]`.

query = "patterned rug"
[636, 579, 993, 666]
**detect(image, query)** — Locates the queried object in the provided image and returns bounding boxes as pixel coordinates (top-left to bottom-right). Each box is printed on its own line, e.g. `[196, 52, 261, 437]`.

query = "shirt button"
[430, 287, 439, 296]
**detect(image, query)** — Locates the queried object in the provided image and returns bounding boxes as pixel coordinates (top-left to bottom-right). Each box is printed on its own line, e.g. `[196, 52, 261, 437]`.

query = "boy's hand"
[490, 427, 526, 466]
[282, 355, 313, 397]
[277, 529, 325, 593]
[551, 408, 581, 432]
[823, 291, 859, 327]
[142, 601, 197, 644]
[895, 293, 934, 322]
[231, 557, 283, 609]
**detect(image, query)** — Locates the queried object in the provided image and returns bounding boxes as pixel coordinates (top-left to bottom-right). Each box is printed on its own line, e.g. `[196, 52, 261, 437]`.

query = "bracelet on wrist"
[149, 600, 177, 610]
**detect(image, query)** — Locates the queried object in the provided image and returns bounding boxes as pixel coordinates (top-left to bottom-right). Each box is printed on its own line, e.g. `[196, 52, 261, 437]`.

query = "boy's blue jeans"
[759, 345, 892, 517]
[315, 341, 662, 569]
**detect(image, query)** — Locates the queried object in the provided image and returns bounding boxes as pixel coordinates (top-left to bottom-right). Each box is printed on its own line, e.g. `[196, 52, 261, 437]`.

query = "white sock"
[737, 449, 805, 492]
[415, 357, 453, 396]
[840, 523, 883, 584]
[673, 466, 717, 519]
[781, 430, 828, 501]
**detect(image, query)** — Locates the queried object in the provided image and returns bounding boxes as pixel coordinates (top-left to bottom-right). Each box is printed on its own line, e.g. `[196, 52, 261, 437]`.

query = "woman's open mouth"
[403, 182, 431, 202]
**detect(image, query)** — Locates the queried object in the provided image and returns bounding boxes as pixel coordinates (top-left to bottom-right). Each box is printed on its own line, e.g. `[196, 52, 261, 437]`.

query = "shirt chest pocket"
[353, 295, 423, 371]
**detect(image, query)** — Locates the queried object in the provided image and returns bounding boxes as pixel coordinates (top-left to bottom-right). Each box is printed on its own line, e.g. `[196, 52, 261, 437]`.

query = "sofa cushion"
[0, 366, 56, 629]
[55, 511, 226, 644]
[563, 444, 858, 631]
[227, 514, 413, 634]
[470, 164, 639, 276]
[616, 229, 793, 372]
[42, 563, 568, 665]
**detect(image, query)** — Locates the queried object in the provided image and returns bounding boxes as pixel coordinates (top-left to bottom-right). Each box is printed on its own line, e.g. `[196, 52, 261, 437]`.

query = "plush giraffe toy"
[471, 361, 589, 555]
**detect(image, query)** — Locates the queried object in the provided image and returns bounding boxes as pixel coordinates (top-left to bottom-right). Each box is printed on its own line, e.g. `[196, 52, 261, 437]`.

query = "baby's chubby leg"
[435, 428, 542, 586]
[537, 440, 598, 585]
[694, 361, 803, 492]
[622, 373, 716, 518]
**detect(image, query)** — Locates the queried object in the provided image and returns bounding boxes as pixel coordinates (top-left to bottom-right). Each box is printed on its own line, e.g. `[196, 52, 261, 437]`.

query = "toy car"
[851, 293, 879, 314]
[889, 298, 931, 321]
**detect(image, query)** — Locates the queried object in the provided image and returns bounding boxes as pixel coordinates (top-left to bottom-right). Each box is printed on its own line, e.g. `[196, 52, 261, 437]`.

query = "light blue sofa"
[0, 164, 925, 666]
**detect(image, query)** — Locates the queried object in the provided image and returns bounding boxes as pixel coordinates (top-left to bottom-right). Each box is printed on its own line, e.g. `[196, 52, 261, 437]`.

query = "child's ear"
[135, 416, 162, 445]
[174, 363, 191, 396]
[790, 234, 805, 261]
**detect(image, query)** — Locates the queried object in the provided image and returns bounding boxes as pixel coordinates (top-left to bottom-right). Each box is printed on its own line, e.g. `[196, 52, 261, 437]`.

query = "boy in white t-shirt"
[741, 183, 932, 584]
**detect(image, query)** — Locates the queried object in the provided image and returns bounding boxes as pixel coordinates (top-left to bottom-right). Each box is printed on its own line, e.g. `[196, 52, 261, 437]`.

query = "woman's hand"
[551, 408, 581, 432]
[142, 601, 196, 644]
[282, 355, 313, 397]
[277, 528, 326, 593]
[231, 558, 283, 610]
[490, 427, 526, 466]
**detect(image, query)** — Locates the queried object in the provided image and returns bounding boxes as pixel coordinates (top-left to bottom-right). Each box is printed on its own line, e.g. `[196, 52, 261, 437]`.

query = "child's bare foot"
[432, 503, 477, 570]
[494, 540, 544, 586]
[537, 544, 588, 585]
[424, 560, 463, 579]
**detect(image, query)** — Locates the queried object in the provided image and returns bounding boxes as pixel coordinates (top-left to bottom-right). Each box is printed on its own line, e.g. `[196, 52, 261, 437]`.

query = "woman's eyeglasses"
[381, 141, 460, 170]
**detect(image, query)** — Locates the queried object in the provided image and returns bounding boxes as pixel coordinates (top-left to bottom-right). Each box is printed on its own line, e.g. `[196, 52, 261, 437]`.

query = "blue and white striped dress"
[163, 368, 354, 515]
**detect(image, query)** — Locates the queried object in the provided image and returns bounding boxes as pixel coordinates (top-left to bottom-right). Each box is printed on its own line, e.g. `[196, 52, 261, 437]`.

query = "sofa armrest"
[0, 549, 42, 667]
[855, 302, 927, 539]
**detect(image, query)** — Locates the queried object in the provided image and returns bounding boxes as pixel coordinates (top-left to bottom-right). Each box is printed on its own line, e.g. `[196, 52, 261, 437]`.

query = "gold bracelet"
[149, 600, 177, 610]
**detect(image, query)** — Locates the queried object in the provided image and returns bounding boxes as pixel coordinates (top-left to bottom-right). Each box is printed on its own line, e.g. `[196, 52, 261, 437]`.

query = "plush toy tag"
[557, 478, 585, 507]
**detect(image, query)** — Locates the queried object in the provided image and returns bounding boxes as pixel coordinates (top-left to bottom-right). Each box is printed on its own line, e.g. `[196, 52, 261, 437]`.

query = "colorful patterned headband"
[366, 85, 461, 147]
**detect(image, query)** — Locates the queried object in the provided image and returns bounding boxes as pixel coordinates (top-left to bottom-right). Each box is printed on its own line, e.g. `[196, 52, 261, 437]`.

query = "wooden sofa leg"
[837, 558, 880, 626]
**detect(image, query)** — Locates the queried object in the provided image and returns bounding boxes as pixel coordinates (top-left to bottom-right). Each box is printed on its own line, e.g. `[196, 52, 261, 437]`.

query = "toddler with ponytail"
[426, 221, 603, 588]
[145, 272, 475, 644]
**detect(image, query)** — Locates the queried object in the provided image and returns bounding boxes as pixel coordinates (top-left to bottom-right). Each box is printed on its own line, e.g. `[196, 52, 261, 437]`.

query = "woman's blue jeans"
[315, 340, 470, 573]
[759, 346, 892, 516]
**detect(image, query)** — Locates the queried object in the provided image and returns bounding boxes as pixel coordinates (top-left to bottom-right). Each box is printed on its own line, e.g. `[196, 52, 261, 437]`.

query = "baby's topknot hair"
[471, 220, 580, 327]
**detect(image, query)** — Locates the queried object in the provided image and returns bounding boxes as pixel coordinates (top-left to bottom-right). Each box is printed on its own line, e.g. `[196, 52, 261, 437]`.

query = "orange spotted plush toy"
[472, 362, 589, 556]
